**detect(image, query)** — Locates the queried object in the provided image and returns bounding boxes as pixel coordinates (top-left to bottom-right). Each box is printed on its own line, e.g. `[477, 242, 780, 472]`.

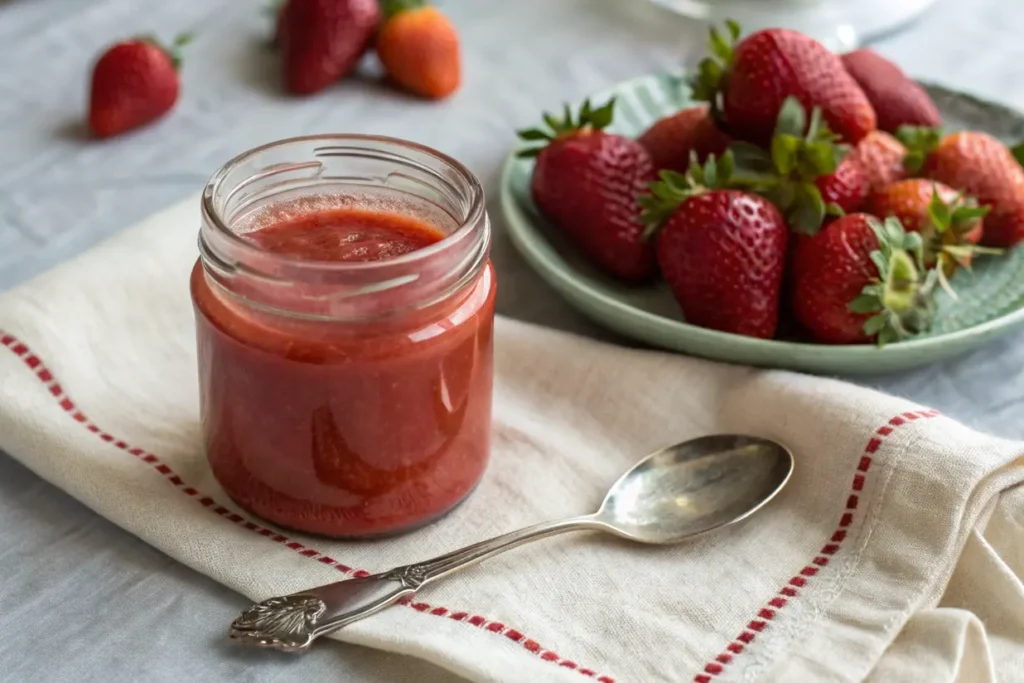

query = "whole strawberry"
[519, 98, 657, 282]
[88, 34, 190, 138]
[637, 105, 731, 173]
[279, 0, 379, 95]
[639, 152, 789, 338]
[692, 22, 876, 145]
[791, 214, 937, 345]
[377, 0, 460, 99]
[730, 97, 867, 234]
[851, 130, 908, 193]
[841, 49, 941, 133]
[902, 128, 1024, 248]
[867, 179, 992, 277]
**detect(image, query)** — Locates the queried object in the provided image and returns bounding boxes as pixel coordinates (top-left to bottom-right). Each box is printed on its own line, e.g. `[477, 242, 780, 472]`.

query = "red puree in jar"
[191, 206, 495, 537]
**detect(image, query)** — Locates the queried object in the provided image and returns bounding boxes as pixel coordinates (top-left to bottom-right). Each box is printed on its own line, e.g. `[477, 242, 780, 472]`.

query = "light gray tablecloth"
[2, 0, 1022, 680]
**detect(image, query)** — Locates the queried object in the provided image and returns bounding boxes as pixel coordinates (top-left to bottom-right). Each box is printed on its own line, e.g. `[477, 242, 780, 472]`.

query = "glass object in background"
[192, 135, 495, 538]
[649, 0, 941, 50]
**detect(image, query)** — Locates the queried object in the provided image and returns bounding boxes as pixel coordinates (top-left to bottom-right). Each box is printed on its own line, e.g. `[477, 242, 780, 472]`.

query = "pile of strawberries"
[88, 0, 460, 138]
[520, 22, 1024, 346]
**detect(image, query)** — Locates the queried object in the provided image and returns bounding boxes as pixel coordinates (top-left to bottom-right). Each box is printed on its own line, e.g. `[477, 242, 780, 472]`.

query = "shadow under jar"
[191, 135, 495, 538]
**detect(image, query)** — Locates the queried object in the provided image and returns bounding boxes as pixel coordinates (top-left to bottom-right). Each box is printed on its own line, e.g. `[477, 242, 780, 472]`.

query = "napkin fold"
[1, 196, 1023, 683]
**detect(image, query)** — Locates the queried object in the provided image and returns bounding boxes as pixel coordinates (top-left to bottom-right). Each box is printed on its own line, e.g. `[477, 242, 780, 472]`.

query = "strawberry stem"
[638, 150, 735, 235]
[689, 20, 742, 127]
[897, 125, 942, 174]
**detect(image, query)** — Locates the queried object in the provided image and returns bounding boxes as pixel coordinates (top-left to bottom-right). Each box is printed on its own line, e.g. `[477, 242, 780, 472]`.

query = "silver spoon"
[229, 433, 794, 653]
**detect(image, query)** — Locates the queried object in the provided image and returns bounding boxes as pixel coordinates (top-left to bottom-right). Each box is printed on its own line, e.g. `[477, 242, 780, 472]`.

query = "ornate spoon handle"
[230, 515, 607, 652]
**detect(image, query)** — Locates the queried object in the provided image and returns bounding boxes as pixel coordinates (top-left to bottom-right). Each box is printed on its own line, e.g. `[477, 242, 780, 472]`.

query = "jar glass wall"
[191, 135, 495, 537]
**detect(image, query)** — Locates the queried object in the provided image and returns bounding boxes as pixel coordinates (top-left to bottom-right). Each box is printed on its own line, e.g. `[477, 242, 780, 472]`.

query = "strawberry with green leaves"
[791, 214, 938, 345]
[867, 179, 994, 281]
[639, 152, 789, 338]
[88, 34, 191, 138]
[729, 97, 868, 234]
[692, 22, 876, 145]
[518, 99, 657, 282]
[901, 127, 1024, 248]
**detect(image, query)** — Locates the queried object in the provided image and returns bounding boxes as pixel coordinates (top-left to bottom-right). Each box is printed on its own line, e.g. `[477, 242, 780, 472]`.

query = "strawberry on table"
[691, 21, 876, 145]
[278, 0, 380, 95]
[867, 179, 992, 278]
[729, 97, 867, 234]
[377, 0, 461, 99]
[518, 98, 657, 283]
[790, 214, 938, 345]
[851, 130, 908, 193]
[901, 128, 1024, 248]
[841, 49, 941, 133]
[88, 34, 190, 138]
[639, 152, 789, 338]
[637, 105, 731, 173]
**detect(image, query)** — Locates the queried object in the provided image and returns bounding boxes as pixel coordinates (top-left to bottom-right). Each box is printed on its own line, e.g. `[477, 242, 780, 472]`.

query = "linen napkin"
[1, 196, 1023, 683]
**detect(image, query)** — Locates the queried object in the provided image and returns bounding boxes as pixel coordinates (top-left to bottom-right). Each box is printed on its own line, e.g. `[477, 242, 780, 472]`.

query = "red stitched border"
[0, 332, 613, 683]
[691, 407, 941, 682]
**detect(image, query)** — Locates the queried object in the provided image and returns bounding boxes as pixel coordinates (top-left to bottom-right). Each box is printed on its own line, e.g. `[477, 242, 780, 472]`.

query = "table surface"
[2, 0, 1023, 680]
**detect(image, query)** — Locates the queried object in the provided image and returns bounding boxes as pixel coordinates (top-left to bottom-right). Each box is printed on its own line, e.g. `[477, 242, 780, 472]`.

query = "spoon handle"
[229, 515, 604, 652]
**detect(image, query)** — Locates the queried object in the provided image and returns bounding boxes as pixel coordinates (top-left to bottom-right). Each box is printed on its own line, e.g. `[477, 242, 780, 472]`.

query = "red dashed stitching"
[1, 331, 613, 683]
[693, 408, 940, 679]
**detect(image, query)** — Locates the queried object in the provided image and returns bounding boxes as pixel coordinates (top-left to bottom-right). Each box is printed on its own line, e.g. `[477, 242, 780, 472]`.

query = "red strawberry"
[791, 214, 937, 345]
[850, 130, 908, 192]
[730, 97, 867, 233]
[639, 152, 788, 338]
[817, 156, 868, 215]
[637, 105, 731, 173]
[519, 99, 657, 282]
[902, 129, 1024, 248]
[88, 35, 189, 138]
[692, 22, 876, 145]
[841, 49, 941, 133]
[279, 0, 379, 95]
[866, 179, 992, 278]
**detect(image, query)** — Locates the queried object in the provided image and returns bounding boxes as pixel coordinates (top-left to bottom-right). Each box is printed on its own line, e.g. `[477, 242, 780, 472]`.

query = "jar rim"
[200, 133, 487, 272]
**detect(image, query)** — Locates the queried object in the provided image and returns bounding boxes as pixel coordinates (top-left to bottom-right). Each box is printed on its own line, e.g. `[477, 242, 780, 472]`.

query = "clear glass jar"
[190, 135, 495, 538]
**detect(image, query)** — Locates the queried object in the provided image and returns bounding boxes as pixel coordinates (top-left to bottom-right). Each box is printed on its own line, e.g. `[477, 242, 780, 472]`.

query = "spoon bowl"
[598, 434, 794, 544]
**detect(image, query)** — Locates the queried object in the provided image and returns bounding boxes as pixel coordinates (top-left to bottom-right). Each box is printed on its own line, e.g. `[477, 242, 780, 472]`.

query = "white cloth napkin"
[1, 196, 1023, 683]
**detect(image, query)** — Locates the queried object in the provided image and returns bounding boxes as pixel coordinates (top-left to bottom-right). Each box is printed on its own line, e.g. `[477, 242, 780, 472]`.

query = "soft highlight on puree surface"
[191, 135, 494, 537]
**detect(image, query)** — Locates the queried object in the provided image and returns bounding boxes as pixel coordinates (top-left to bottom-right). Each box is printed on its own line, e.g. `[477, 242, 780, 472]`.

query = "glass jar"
[191, 135, 495, 538]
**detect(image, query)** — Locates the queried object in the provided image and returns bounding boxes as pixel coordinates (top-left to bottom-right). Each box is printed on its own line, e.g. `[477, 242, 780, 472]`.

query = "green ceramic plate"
[500, 73, 1024, 375]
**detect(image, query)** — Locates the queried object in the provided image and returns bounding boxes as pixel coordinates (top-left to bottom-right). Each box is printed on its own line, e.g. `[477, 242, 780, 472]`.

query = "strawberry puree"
[191, 207, 495, 537]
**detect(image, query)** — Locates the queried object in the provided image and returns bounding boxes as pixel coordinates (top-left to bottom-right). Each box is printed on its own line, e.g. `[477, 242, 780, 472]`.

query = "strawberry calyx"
[638, 150, 736, 235]
[689, 20, 741, 127]
[897, 125, 942, 174]
[847, 216, 937, 346]
[728, 97, 851, 235]
[137, 33, 193, 70]
[516, 98, 617, 159]
[381, 0, 428, 20]
[924, 185, 995, 271]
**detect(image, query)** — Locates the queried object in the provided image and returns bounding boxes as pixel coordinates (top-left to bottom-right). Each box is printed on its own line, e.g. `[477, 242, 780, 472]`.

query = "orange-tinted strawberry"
[906, 130, 1024, 248]
[637, 105, 731, 173]
[692, 23, 876, 145]
[841, 49, 940, 133]
[851, 130, 908, 192]
[640, 153, 788, 338]
[519, 99, 656, 282]
[88, 35, 189, 138]
[377, 0, 460, 99]
[867, 179, 992, 278]
[730, 97, 866, 233]
[791, 214, 937, 345]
